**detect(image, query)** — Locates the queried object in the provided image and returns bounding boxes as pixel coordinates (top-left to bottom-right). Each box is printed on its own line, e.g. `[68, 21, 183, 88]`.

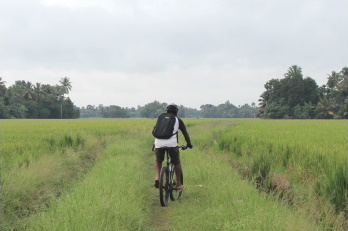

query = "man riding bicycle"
[153, 104, 193, 190]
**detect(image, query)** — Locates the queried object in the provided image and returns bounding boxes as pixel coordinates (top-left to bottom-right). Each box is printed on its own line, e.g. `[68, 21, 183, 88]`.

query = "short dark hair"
[167, 104, 178, 115]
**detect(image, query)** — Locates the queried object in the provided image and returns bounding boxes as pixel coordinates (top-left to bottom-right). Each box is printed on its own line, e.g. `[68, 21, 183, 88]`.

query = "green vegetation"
[28, 135, 153, 231]
[80, 100, 258, 119]
[258, 65, 348, 119]
[218, 119, 347, 229]
[0, 77, 79, 119]
[0, 119, 147, 230]
[167, 145, 318, 231]
[1, 119, 346, 230]
[0, 76, 257, 119]
[3, 65, 348, 120]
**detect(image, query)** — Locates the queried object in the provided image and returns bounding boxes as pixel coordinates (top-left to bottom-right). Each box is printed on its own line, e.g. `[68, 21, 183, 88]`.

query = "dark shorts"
[155, 147, 180, 165]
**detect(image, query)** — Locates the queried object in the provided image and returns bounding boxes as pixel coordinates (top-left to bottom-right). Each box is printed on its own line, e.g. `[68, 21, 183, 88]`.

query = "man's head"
[167, 104, 179, 116]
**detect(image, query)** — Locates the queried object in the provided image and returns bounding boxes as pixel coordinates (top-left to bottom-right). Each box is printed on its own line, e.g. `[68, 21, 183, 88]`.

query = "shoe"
[154, 179, 159, 188]
[176, 185, 184, 191]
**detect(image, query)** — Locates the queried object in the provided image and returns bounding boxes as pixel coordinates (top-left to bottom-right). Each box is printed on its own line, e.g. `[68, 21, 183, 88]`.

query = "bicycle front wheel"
[159, 167, 170, 206]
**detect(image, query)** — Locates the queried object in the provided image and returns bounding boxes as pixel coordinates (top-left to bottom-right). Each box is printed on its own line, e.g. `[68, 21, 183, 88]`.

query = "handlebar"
[152, 145, 193, 152]
[178, 145, 193, 150]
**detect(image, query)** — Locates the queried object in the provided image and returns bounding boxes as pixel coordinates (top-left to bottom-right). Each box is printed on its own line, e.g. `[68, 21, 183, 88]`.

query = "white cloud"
[1, 0, 347, 108]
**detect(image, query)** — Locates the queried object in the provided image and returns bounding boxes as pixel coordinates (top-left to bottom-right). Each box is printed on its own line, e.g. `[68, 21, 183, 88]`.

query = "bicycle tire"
[159, 167, 170, 206]
[170, 167, 183, 201]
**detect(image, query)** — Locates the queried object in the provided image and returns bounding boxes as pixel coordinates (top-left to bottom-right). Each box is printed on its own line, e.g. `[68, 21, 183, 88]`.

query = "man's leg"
[170, 147, 183, 189]
[154, 148, 165, 188]
[155, 148, 165, 179]
[174, 163, 183, 187]
[153, 161, 162, 188]
[155, 161, 162, 180]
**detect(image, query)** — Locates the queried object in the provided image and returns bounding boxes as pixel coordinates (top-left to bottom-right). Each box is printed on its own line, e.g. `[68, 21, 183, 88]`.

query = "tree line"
[0, 77, 79, 119]
[3, 65, 347, 119]
[258, 65, 348, 119]
[0, 75, 257, 119]
[79, 101, 258, 118]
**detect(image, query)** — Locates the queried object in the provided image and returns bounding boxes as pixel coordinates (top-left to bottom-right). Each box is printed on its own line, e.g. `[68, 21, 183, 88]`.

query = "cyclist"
[153, 104, 193, 190]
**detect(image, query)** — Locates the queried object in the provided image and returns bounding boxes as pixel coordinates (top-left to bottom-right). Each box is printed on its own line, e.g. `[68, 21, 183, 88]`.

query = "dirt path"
[146, 151, 174, 231]
[148, 191, 173, 231]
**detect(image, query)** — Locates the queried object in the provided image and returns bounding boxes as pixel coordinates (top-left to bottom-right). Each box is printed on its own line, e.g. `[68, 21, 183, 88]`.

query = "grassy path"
[146, 153, 172, 231]
[147, 120, 320, 231]
[154, 147, 319, 230]
[26, 132, 154, 230]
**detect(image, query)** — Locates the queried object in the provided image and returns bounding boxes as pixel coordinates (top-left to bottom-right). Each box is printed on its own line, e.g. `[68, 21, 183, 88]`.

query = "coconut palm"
[337, 67, 348, 95]
[24, 81, 34, 101]
[327, 71, 340, 90]
[0, 77, 5, 86]
[59, 77, 72, 95]
[284, 65, 302, 79]
[55, 77, 72, 119]
[53, 85, 66, 119]
[0, 77, 6, 97]
[316, 96, 335, 119]
[33, 83, 44, 102]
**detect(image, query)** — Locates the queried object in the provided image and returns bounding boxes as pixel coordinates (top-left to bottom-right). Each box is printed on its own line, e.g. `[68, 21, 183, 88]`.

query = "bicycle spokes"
[159, 150, 185, 206]
[159, 167, 170, 206]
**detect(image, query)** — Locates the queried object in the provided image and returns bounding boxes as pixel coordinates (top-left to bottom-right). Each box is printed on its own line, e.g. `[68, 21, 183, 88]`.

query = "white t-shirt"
[154, 117, 179, 148]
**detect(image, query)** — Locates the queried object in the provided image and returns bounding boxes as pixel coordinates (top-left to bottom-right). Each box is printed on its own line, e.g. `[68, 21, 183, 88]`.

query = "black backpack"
[152, 113, 177, 139]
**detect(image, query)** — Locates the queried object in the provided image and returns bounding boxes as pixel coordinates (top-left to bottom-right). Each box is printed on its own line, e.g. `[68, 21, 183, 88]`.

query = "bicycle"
[159, 145, 188, 206]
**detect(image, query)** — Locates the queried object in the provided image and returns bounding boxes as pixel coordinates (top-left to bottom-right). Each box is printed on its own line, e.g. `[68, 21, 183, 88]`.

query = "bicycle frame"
[159, 146, 186, 206]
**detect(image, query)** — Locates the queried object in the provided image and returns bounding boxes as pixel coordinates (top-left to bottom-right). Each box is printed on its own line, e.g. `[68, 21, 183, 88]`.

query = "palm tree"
[284, 65, 302, 79]
[33, 83, 44, 102]
[341, 67, 348, 77]
[0, 77, 6, 97]
[338, 67, 348, 95]
[327, 71, 340, 90]
[0, 77, 5, 86]
[24, 81, 34, 101]
[317, 96, 335, 119]
[53, 86, 65, 119]
[59, 77, 72, 95]
[58, 77, 72, 119]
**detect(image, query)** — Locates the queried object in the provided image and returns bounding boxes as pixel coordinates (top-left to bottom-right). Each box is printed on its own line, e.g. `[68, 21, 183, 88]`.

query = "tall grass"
[1, 118, 342, 230]
[166, 149, 319, 231]
[217, 119, 348, 229]
[0, 119, 153, 230]
[27, 134, 153, 231]
[159, 119, 320, 231]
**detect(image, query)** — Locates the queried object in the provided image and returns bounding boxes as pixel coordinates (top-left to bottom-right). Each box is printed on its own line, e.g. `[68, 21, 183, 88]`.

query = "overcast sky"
[1, 0, 347, 109]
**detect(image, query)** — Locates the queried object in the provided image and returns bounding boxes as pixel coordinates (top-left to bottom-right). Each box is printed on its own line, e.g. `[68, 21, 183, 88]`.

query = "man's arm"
[178, 118, 192, 145]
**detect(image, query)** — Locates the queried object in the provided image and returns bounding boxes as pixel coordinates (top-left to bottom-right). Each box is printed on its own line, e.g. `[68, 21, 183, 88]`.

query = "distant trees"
[316, 67, 348, 119]
[78, 101, 258, 119]
[136, 101, 257, 118]
[200, 101, 257, 118]
[138, 101, 166, 118]
[80, 105, 99, 118]
[0, 77, 79, 119]
[99, 105, 130, 118]
[4, 65, 348, 120]
[80, 105, 135, 118]
[258, 65, 348, 119]
[176, 105, 200, 118]
[0, 77, 8, 118]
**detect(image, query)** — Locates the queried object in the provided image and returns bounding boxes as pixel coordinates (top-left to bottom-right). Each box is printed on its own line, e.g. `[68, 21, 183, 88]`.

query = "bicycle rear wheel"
[170, 168, 183, 201]
[159, 167, 170, 206]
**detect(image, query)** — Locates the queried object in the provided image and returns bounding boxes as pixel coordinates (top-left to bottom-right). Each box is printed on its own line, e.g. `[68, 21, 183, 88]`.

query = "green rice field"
[0, 119, 347, 230]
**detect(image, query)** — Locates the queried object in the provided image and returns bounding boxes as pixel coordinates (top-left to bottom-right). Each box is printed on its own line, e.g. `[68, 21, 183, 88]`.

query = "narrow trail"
[148, 191, 172, 231]
[146, 151, 174, 231]
[144, 120, 322, 231]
